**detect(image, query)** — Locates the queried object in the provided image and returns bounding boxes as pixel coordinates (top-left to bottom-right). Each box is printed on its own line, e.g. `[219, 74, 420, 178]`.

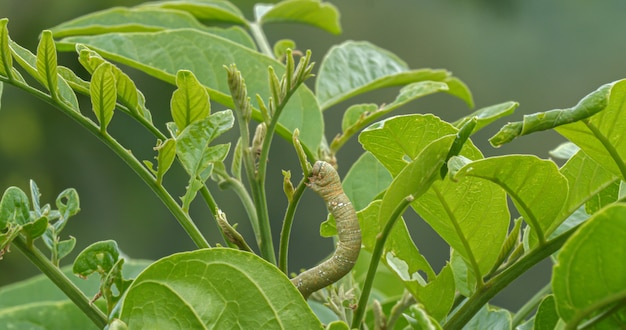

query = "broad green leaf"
[57, 65, 90, 94]
[120, 248, 323, 329]
[463, 305, 512, 329]
[552, 204, 626, 328]
[0, 18, 13, 78]
[453, 155, 568, 244]
[404, 304, 442, 330]
[56, 237, 77, 260]
[140, 0, 247, 24]
[316, 41, 472, 110]
[0, 260, 150, 309]
[21, 216, 48, 239]
[49, 7, 254, 48]
[77, 45, 152, 122]
[407, 264, 455, 321]
[176, 110, 233, 179]
[534, 295, 560, 330]
[58, 29, 323, 152]
[360, 114, 479, 176]
[412, 172, 509, 278]
[585, 179, 620, 214]
[453, 101, 518, 135]
[73, 240, 120, 277]
[342, 152, 392, 211]
[549, 142, 579, 160]
[90, 62, 117, 131]
[0, 300, 97, 330]
[352, 249, 406, 302]
[490, 81, 614, 147]
[557, 149, 618, 222]
[257, 0, 341, 35]
[0, 186, 30, 228]
[9, 40, 79, 111]
[358, 201, 434, 282]
[35, 30, 59, 99]
[555, 79, 626, 180]
[171, 70, 211, 132]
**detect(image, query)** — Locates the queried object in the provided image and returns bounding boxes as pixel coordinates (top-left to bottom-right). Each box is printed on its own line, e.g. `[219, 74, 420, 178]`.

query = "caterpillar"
[291, 161, 361, 299]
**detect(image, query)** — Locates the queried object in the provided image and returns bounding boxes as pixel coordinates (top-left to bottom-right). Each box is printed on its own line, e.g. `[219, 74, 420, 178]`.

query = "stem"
[511, 282, 552, 326]
[352, 196, 414, 328]
[3, 78, 210, 249]
[278, 179, 307, 273]
[248, 22, 275, 59]
[443, 225, 577, 329]
[13, 236, 108, 328]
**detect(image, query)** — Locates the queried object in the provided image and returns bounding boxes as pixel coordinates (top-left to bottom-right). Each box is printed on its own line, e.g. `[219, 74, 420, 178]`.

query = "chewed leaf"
[490, 82, 613, 147]
[0, 186, 30, 228]
[257, 0, 342, 35]
[552, 204, 626, 328]
[72, 240, 121, 277]
[120, 248, 322, 329]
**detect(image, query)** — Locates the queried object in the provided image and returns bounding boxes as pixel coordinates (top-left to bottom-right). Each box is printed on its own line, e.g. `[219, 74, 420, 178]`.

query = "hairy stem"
[13, 236, 108, 328]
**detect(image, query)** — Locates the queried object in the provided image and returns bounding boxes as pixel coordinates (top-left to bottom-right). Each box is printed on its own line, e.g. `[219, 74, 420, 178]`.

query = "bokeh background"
[1, 0, 625, 311]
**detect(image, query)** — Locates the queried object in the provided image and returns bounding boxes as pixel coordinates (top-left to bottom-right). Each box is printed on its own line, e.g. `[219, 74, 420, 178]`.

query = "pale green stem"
[352, 196, 414, 328]
[248, 22, 275, 59]
[13, 236, 108, 328]
[278, 179, 307, 273]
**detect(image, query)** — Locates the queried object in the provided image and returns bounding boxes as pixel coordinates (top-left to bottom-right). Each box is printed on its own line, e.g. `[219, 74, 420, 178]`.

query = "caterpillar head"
[308, 161, 342, 197]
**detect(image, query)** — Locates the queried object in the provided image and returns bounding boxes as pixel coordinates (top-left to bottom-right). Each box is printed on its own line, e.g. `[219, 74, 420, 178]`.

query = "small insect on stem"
[291, 161, 361, 299]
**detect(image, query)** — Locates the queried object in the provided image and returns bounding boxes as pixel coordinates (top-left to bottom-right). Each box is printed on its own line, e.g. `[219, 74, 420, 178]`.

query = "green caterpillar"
[291, 161, 362, 299]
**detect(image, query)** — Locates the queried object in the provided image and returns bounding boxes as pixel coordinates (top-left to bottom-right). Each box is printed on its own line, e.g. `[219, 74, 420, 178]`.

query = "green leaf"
[0, 186, 30, 228]
[72, 240, 120, 277]
[273, 39, 296, 59]
[0, 300, 98, 330]
[21, 216, 48, 239]
[534, 295, 560, 330]
[403, 304, 442, 330]
[140, 0, 247, 24]
[549, 142, 579, 160]
[257, 0, 342, 35]
[453, 101, 518, 135]
[316, 41, 470, 110]
[77, 45, 151, 122]
[35, 30, 59, 99]
[489, 81, 614, 147]
[557, 149, 618, 223]
[585, 179, 620, 215]
[171, 70, 211, 132]
[9, 40, 79, 111]
[464, 305, 512, 329]
[56, 188, 80, 227]
[0, 260, 150, 309]
[58, 29, 323, 152]
[0, 18, 13, 79]
[90, 62, 117, 132]
[176, 110, 233, 178]
[358, 201, 434, 282]
[56, 236, 77, 260]
[453, 155, 568, 245]
[342, 152, 392, 211]
[119, 248, 323, 329]
[154, 138, 177, 184]
[552, 204, 626, 328]
[49, 7, 254, 48]
[325, 320, 350, 330]
[555, 79, 626, 180]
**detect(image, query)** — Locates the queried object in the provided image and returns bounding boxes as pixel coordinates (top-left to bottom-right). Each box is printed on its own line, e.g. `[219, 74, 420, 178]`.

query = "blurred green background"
[1, 0, 625, 311]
